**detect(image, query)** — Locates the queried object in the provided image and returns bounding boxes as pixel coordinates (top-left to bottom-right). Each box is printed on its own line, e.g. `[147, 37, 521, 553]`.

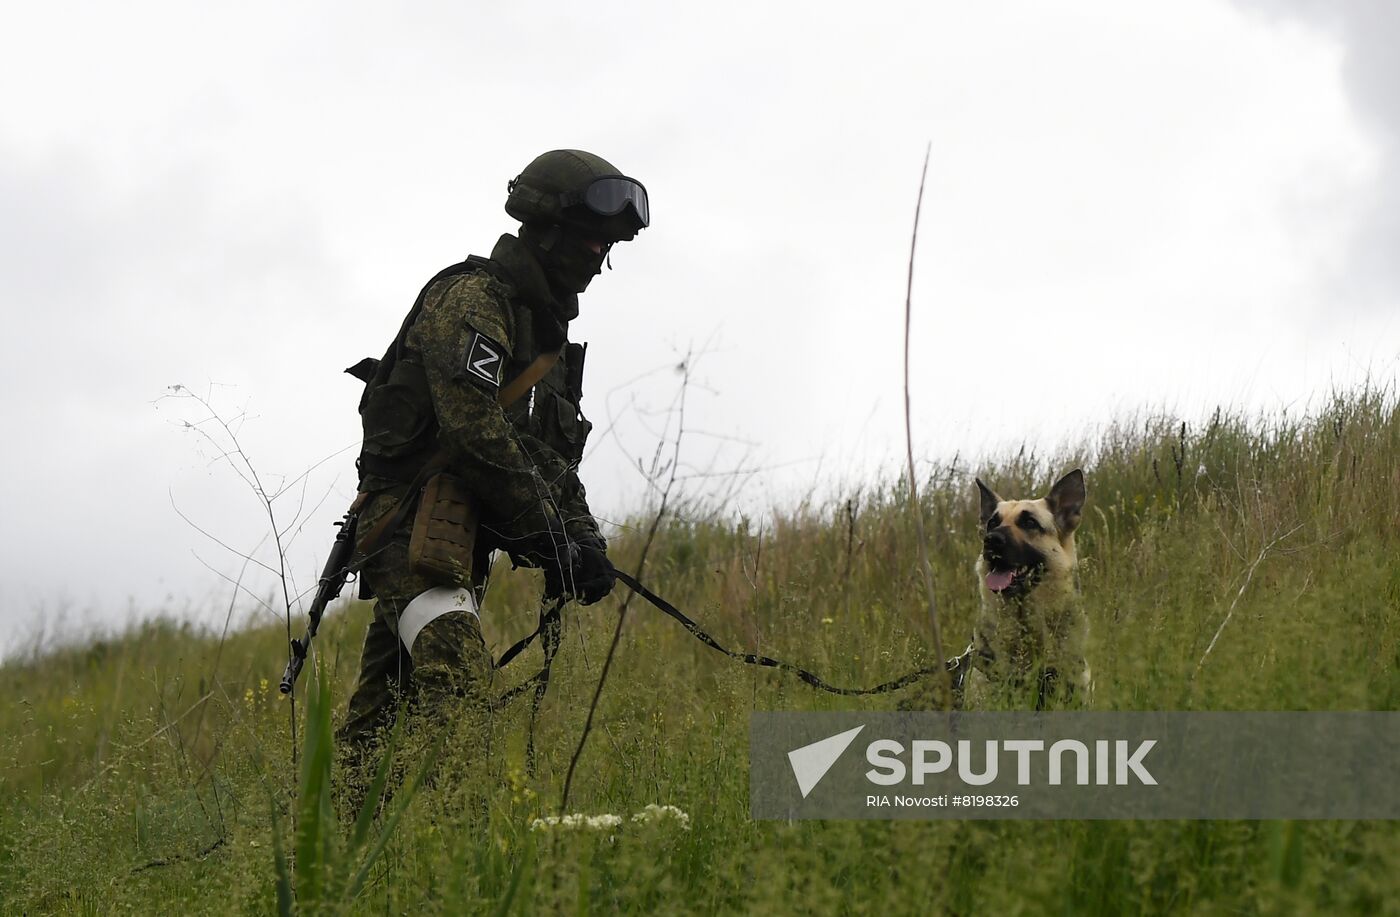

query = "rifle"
[279, 504, 362, 694]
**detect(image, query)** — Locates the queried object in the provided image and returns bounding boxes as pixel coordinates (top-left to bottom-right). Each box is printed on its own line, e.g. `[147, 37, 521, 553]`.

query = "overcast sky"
[1, 1, 1395, 656]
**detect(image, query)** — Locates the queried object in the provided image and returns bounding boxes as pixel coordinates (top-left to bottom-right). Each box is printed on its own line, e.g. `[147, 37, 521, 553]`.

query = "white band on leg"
[398, 586, 480, 656]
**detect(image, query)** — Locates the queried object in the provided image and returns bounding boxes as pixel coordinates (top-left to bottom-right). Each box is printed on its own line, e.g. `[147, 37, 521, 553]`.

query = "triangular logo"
[787, 725, 865, 799]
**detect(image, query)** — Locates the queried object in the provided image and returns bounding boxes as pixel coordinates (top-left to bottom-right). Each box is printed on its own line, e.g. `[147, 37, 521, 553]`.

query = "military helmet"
[505, 149, 650, 242]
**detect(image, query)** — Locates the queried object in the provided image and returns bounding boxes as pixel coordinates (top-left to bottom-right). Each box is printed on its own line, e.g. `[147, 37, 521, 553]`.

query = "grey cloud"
[1231, 0, 1400, 310]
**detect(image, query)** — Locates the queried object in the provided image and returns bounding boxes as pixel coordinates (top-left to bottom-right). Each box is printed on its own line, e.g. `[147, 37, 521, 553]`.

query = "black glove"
[532, 532, 614, 605]
[570, 534, 616, 605]
[538, 539, 578, 599]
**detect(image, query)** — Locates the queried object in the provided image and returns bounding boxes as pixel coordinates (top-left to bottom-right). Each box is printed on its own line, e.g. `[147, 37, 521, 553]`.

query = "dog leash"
[495, 596, 567, 706]
[611, 569, 960, 696]
[493, 568, 961, 699]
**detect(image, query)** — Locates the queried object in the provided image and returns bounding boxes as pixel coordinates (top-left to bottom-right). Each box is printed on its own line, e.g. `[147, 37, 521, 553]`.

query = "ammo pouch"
[408, 472, 479, 585]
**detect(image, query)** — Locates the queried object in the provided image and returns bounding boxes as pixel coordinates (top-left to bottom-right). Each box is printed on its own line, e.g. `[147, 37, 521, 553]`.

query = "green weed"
[1, 385, 1397, 914]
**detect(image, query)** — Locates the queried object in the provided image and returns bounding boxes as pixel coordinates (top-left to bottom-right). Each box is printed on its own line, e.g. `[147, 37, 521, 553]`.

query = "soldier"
[338, 149, 649, 771]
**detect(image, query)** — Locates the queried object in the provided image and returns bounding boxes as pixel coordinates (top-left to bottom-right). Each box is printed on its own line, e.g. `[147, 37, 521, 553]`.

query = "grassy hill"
[2, 386, 1397, 914]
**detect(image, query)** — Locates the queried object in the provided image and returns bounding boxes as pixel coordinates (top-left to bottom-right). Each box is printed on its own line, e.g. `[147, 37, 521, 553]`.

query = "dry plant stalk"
[1195, 521, 1304, 677]
[559, 353, 695, 815]
[902, 143, 952, 709]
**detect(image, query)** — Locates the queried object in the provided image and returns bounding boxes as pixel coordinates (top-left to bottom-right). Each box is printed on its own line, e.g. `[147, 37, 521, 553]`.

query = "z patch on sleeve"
[461, 326, 506, 393]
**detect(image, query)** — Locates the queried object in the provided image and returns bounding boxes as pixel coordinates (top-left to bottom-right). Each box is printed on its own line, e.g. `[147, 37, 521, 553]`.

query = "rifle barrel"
[277, 508, 360, 694]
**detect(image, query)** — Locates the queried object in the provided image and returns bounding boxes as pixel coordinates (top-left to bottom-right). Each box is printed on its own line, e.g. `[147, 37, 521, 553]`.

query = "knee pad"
[398, 586, 479, 656]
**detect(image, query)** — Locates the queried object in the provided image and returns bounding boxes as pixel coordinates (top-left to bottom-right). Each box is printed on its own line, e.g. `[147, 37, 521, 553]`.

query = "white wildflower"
[529, 813, 624, 832]
[528, 806, 689, 833]
[631, 804, 691, 830]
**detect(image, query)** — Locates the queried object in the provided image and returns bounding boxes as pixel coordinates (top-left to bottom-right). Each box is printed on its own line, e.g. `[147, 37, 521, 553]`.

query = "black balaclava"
[518, 222, 609, 296]
[488, 232, 577, 351]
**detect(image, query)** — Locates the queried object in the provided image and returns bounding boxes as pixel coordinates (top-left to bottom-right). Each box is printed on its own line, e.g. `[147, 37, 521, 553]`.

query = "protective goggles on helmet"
[565, 176, 649, 228]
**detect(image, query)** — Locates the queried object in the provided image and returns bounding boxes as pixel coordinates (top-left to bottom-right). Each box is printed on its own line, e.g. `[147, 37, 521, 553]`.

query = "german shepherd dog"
[953, 469, 1089, 709]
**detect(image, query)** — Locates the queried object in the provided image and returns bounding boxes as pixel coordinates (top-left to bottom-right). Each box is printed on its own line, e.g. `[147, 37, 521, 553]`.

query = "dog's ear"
[1046, 469, 1086, 534]
[975, 478, 1002, 525]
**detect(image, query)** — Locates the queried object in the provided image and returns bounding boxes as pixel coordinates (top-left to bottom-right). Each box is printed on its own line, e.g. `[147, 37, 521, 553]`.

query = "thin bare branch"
[169, 491, 284, 581]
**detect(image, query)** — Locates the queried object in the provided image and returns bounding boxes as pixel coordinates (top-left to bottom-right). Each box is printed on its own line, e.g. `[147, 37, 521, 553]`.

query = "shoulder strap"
[498, 347, 562, 408]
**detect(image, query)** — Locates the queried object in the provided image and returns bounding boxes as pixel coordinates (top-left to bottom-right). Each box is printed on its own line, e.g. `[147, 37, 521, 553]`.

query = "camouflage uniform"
[338, 232, 600, 764]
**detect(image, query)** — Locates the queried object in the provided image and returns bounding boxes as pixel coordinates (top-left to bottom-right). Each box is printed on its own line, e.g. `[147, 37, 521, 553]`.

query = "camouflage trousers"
[337, 493, 494, 778]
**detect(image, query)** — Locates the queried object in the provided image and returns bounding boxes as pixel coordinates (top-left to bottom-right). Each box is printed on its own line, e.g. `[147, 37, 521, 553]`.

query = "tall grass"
[270, 659, 428, 915]
[1, 385, 1397, 914]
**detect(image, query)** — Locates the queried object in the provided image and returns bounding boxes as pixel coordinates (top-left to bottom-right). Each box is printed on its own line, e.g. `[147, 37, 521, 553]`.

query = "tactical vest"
[351, 257, 591, 494]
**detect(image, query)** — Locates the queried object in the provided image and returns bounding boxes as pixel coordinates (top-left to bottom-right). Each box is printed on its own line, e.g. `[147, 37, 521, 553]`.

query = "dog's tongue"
[986, 569, 1015, 593]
